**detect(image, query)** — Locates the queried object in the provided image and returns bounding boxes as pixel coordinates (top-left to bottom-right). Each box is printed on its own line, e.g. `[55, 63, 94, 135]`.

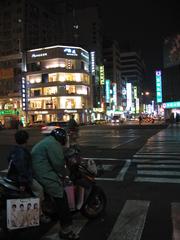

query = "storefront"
[26, 45, 92, 124]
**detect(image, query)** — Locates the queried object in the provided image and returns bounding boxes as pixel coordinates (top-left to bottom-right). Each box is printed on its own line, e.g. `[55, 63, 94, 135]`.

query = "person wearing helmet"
[31, 128, 79, 240]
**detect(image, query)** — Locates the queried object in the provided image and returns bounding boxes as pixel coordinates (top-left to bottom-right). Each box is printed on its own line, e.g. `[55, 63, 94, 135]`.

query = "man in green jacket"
[31, 128, 79, 240]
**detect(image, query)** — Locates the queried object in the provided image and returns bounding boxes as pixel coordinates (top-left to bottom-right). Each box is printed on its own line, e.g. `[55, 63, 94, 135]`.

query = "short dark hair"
[15, 130, 29, 145]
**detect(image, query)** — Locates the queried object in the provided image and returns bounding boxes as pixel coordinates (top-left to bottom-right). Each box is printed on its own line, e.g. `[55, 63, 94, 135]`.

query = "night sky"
[100, 0, 180, 92]
[74, 0, 180, 92]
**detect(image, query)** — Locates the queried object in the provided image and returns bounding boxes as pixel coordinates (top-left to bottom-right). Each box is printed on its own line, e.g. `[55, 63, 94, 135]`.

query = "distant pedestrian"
[138, 115, 143, 125]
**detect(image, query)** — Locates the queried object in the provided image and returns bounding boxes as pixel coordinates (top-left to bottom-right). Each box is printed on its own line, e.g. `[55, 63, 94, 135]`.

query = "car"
[28, 121, 46, 128]
[111, 116, 120, 124]
[41, 121, 68, 135]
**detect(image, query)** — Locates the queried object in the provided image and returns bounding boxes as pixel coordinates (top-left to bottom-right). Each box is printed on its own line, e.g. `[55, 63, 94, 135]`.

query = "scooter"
[0, 145, 106, 232]
[43, 144, 107, 219]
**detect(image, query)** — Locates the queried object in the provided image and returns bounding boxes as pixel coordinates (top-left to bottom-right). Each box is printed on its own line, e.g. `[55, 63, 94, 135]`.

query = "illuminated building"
[120, 52, 145, 114]
[26, 45, 92, 123]
[163, 33, 180, 122]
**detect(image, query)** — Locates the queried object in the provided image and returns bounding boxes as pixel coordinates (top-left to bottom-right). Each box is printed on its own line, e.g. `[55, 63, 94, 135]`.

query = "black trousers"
[53, 191, 72, 228]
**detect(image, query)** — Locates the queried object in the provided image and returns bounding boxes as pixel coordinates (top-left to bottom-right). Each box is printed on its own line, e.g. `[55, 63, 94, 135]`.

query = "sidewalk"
[143, 123, 180, 155]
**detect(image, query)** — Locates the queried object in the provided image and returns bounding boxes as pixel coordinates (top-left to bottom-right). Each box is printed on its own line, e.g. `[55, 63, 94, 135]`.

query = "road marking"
[133, 160, 180, 164]
[137, 170, 180, 176]
[0, 169, 7, 173]
[135, 177, 180, 184]
[135, 152, 180, 155]
[112, 138, 136, 149]
[107, 200, 150, 240]
[133, 154, 180, 159]
[171, 203, 180, 240]
[82, 157, 129, 161]
[138, 164, 180, 169]
[116, 160, 131, 181]
[95, 177, 116, 181]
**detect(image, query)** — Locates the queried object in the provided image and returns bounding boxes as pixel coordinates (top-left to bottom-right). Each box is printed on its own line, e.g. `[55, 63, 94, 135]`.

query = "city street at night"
[1, 123, 180, 240]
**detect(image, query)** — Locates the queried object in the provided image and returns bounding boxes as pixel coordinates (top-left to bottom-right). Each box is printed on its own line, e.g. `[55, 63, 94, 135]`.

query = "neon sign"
[32, 53, 47, 58]
[105, 79, 110, 103]
[64, 48, 78, 56]
[156, 70, 162, 103]
[99, 65, 105, 85]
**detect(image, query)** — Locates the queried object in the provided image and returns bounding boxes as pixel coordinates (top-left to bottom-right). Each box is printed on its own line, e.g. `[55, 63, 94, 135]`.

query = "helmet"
[15, 130, 29, 145]
[50, 128, 67, 145]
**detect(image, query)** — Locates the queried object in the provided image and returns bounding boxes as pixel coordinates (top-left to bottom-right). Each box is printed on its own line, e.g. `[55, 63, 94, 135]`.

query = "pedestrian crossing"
[40, 200, 180, 240]
[132, 152, 180, 184]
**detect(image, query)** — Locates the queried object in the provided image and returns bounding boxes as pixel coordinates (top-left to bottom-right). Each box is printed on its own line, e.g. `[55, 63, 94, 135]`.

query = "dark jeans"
[53, 191, 72, 228]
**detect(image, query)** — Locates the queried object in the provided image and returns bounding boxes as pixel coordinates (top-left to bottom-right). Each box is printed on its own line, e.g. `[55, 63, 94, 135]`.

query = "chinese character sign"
[156, 70, 162, 103]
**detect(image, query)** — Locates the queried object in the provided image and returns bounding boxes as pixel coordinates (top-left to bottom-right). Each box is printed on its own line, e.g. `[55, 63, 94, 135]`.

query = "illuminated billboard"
[112, 83, 117, 106]
[156, 70, 162, 103]
[90, 51, 95, 75]
[99, 66, 105, 85]
[126, 83, 132, 111]
[105, 79, 110, 103]
[163, 101, 180, 109]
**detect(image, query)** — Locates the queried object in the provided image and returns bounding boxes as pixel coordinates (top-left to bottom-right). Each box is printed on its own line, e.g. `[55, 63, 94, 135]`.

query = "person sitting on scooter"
[6, 130, 50, 223]
[67, 115, 79, 145]
[31, 128, 79, 240]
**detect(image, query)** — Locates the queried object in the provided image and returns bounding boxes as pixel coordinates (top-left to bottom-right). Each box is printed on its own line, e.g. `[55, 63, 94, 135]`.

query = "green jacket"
[31, 136, 65, 198]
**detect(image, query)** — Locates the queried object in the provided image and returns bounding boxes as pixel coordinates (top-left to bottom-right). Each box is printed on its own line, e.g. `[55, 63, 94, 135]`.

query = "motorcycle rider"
[67, 115, 79, 145]
[31, 128, 79, 240]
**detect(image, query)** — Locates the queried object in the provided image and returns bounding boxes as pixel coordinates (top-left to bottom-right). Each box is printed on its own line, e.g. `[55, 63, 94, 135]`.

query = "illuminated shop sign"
[134, 86, 137, 99]
[163, 101, 180, 109]
[81, 51, 89, 60]
[34, 111, 48, 114]
[99, 65, 105, 85]
[112, 83, 117, 106]
[136, 98, 140, 113]
[126, 83, 132, 111]
[31, 53, 47, 58]
[64, 110, 77, 113]
[21, 77, 27, 111]
[156, 70, 162, 103]
[90, 51, 95, 75]
[0, 110, 16, 115]
[105, 79, 110, 103]
[64, 48, 78, 56]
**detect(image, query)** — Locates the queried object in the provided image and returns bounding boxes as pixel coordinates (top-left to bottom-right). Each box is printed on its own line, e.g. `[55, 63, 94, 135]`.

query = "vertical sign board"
[156, 70, 162, 103]
[112, 83, 117, 106]
[99, 66, 105, 85]
[90, 51, 95, 76]
[105, 79, 110, 103]
[21, 77, 27, 111]
[126, 83, 132, 111]
[134, 86, 137, 99]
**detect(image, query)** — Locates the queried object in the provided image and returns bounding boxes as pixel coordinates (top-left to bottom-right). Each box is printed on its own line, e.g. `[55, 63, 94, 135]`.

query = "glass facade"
[26, 45, 92, 124]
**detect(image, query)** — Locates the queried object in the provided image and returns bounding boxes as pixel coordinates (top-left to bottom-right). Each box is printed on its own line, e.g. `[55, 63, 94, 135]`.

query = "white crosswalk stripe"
[132, 151, 180, 184]
[39, 200, 180, 240]
[107, 200, 150, 240]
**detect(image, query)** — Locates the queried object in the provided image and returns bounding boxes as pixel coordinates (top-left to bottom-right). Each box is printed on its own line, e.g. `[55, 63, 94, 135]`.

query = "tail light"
[41, 126, 47, 130]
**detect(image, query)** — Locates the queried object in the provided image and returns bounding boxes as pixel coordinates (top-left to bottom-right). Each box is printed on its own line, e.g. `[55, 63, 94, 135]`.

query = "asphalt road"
[1, 123, 176, 240]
